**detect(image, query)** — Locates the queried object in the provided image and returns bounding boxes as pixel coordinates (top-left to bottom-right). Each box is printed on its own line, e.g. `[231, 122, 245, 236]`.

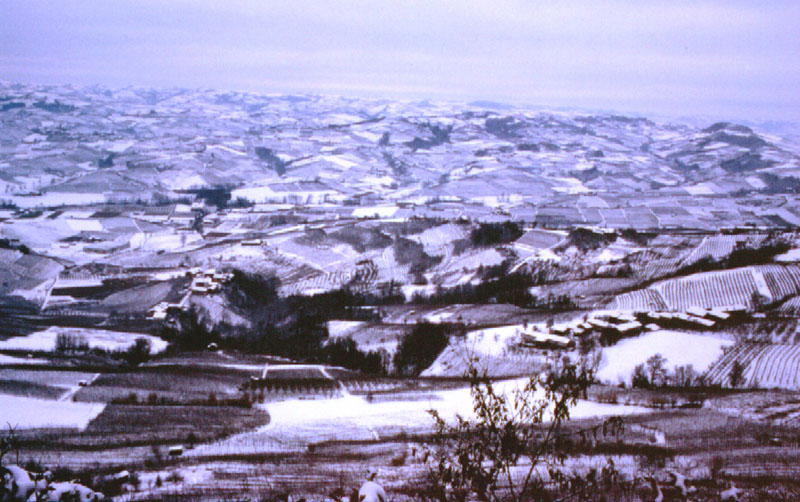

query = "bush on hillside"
[393, 237, 442, 277]
[393, 322, 449, 376]
[469, 221, 523, 247]
[320, 337, 386, 375]
[562, 227, 616, 252]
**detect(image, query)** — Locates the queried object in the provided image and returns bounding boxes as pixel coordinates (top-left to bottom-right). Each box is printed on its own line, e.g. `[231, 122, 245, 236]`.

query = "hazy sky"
[2, 1, 799, 122]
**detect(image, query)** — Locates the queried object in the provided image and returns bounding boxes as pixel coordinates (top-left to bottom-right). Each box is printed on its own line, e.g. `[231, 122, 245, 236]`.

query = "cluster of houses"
[189, 267, 233, 294]
[519, 305, 744, 350]
[147, 267, 233, 319]
[138, 203, 198, 227]
[146, 302, 184, 321]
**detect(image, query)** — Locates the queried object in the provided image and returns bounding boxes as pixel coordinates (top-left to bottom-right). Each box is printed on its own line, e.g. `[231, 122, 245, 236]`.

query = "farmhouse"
[51, 275, 106, 298]
[232, 180, 346, 205]
[588, 318, 612, 330]
[166, 304, 184, 314]
[615, 320, 643, 335]
[674, 312, 716, 328]
[707, 309, 731, 321]
[139, 204, 175, 223]
[722, 304, 748, 314]
[170, 204, 195, 225]
[213, 271, 233, 282]
[189, 268, 232, 294]
[147, 303, 168, 320]
[520, 330, 574, 349]
[686, 306, 709, 318]
[191, 277, 213, 293]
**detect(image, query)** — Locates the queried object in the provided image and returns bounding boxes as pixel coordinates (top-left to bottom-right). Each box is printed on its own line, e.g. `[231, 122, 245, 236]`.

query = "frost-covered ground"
[0, 395, 105, 429]
[597, 330, 734, 385]
[0, 327, 168, 354]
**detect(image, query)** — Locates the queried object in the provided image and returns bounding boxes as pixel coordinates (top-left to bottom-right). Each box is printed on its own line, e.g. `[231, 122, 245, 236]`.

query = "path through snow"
[59, 373, 100, 402]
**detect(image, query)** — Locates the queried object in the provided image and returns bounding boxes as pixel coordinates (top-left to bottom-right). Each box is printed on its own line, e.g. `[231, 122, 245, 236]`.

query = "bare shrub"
[425, 357, 623, 502]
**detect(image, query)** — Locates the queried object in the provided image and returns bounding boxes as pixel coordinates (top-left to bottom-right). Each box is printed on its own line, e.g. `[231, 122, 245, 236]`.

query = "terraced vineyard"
[706, 343, 800, 390]
[745, 344, 800, 389]
[244, 378, 343, 400]
[625, 249, 688, 281]
[422, 344, 547, 378]
[727, 317, 800, 343]
[413, 223, 467, 250]
[514, 229, 564, 249]
[679, 234, 766, 268]
[280, 260, 378, 295]
[705, 343, 771, 386]
[608, 288, 668, 311]
[342, 378, 412, 394]
[761, 264, 800, 299]
[656, 267, 759, 310]
[779, 296, 800, 314]
[372, 247, 411, 284]
[609, 265, 800, 311]
[445, 247, 505, 273]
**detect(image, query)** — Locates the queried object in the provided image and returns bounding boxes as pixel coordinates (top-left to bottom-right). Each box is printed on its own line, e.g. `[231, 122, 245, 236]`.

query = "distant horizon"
[3, 68, 798, 129]
[4, 78, 800, 136]
[3, 1, 799, 125]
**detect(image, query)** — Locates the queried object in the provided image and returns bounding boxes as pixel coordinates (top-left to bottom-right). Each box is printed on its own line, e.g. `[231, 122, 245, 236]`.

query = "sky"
[1, 0, 799, 122]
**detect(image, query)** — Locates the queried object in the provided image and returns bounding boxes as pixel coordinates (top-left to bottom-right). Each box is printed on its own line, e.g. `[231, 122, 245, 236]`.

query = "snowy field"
[776, 248, 800, 262]
[459, 326, 523, 356]
[423, 325, 529, 377]
[129, 232, 204, 252]
[597, 330, 734, 385]
[401, 284, 437, 301]
[0, 353, 48, 365]
[326, 320, 367, 338]
[0, 395, 105, 430]
[0, 327, 168, 354]
[426, 325, 522, 372]
[9, 192, 106, 209]
[192, 378, 648, 456]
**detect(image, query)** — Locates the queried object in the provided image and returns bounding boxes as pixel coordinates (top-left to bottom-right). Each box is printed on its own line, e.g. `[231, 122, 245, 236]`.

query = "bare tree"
[646, 354, 668, 387]
[0, 422, 19, 465]
[729, 360, 746, 388]
[425, 357, 623, 502]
